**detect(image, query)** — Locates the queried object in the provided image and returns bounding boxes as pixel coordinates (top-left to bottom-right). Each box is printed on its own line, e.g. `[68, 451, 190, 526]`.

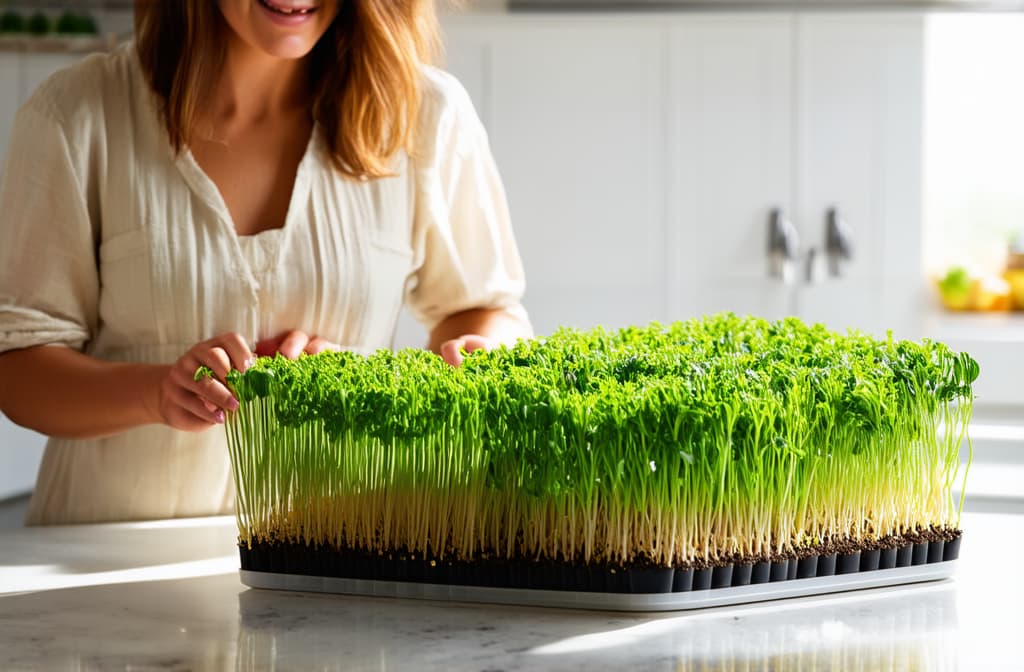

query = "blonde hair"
[134, 0, 440, 178]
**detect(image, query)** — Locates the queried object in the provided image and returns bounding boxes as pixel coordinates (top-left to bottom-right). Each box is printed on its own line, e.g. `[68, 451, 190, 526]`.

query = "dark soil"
[730, 552, 764, 566]
[939, 527, 963, 543]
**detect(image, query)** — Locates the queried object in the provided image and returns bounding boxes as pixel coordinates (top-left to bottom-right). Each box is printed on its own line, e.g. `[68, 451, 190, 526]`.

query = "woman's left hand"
[439, 334, 496, 367]
[430, 308, 531, 367]
[255, 331, 341, 359]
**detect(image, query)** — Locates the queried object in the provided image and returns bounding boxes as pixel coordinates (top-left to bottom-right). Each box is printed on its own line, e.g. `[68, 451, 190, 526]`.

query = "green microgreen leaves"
[221, 314, 977, 567]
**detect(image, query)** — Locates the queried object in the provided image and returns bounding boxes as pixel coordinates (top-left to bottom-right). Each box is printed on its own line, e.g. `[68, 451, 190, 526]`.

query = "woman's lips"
[257, 0, 319, 25]
[259, 0, 317, 13]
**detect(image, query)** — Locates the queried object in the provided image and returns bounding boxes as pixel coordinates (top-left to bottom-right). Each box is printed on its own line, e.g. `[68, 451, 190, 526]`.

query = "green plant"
[55, 11, 97, 36]
[25, 12, 49, 36]
[0, 10, 24, 33]
[214, 314, 977, 569]
[939, 266, 972, 300]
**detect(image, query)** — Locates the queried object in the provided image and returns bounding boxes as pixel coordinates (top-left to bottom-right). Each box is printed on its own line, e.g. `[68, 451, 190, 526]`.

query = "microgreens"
[220, 314, 977, 567]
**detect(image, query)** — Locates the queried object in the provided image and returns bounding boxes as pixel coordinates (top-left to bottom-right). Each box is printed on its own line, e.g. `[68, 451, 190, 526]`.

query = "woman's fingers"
[212, 332, 254, 372]
[440, 334, 498, 367]
[192, 376, 239, 412]
[162, 404, 215, 432]
[170, 362, 237, 412]
[170, 384, 224, 424]
[158, 332, 253, 432]
[277, 331, 311, 359]
[305, 337, 340, 355]
[158, 380, 219, 429]
[253, 331, 340, 358]
[157, 330, 358, 433]
[440, 339, 463, 367]
[196, 347, 232, 381]
[254, 337, 281, 358]
[461, 334, 495, 354]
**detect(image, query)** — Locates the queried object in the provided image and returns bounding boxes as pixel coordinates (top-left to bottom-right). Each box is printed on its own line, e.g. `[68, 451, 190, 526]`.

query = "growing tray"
[238, 537, 960, 612]
[240, 563, 955, 612]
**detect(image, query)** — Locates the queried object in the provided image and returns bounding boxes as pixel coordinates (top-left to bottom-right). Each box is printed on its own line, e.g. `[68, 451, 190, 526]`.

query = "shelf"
[0, 35, 119, 54]
[925, 310, 1024, 342]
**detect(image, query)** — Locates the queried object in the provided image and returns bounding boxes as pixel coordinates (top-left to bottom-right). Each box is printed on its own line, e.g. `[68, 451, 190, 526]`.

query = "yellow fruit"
[1005, 269, 1024, 310]
[972, 276, 1011, 312]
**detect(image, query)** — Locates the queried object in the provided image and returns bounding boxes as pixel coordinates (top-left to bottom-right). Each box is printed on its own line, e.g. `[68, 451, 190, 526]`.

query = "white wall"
[924, 14, 1024, 274]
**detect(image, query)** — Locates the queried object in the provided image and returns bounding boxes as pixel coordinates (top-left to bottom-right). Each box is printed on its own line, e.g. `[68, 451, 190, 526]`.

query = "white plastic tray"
[240, 561, 956, 612]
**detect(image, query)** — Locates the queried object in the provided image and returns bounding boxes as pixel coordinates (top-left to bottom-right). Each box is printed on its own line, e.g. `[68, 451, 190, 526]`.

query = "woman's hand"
[429, 307, 532, 367]
[157, 333, 254, 432]
[254, 330, 341, 359]
[439, 334, 496, 367]
[156, 331, 340, 433]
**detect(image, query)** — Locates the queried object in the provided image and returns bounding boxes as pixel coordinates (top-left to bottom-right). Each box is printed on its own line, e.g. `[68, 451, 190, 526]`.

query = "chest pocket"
[98, 229, 157, 344]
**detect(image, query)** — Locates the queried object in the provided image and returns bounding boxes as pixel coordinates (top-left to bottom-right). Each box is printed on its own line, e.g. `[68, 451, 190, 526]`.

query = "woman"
[0, 0, 531, 525]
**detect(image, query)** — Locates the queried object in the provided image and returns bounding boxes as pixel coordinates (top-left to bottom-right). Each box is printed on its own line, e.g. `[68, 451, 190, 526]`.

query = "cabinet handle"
[825, 207, 854, 277]
[768, 208, 800, 282]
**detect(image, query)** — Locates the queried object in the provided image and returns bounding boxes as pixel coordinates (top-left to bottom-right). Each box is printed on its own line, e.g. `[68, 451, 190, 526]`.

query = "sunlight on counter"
[0, 555, 238, 596]
[0, 512, 1020, 670]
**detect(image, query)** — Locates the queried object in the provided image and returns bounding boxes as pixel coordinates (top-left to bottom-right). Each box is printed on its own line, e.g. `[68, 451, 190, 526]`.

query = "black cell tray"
[238, 533, 962, 596]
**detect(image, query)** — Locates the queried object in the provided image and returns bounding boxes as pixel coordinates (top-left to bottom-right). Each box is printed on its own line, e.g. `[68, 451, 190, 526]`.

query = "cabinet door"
[389, 23, 492, 349]
[0, 53, 80, 499]
[0, 53, 84, 183]
[794, 14, 926, 339]
[0, 52, 22, 177]
[21, 52, 81, 97]
[670, 15, 795, 322]
[482, 18, 670, 335]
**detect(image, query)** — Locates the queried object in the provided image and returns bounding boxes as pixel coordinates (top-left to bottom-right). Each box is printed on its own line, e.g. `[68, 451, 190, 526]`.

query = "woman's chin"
[254, 35, 321, 60]
[219, 0, 336, 61]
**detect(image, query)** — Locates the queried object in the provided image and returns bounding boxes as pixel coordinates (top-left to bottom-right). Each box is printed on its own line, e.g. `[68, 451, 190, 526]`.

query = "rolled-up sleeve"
[405, 69, 529, 333]
[0, 99, 98, 353]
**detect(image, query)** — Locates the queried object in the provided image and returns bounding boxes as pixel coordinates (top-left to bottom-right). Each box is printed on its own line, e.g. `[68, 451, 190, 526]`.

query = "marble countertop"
[1, 512, 1021, 671]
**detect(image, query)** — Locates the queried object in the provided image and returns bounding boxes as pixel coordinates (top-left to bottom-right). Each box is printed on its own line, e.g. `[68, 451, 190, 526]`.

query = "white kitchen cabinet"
[0, 50, 84, 501]
[794, 14, 926, 340]
[0, 51, 82, 179]
[672, 13, 926, 338]
[440, 13, 928, 340]
[0, 52, 22, 171]
[670, 15, 795, 322]
[391, 23, 493, 349]
[441, 17, 671, 337]
[20, 52, 81, 99]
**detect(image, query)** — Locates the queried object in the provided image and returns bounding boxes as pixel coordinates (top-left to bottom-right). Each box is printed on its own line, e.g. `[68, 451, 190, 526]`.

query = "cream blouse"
[0, 45, 528, 525]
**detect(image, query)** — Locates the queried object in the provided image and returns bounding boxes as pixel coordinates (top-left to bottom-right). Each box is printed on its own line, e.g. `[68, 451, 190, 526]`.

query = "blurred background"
[1, 0, 1022, 522]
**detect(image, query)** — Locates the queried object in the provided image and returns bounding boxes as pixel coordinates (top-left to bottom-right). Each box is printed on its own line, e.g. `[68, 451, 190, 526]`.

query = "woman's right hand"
[157, 333, 254, 432]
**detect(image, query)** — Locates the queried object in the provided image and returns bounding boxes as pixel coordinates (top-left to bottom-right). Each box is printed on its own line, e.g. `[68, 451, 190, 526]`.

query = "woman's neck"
[208, 31, 312, 129]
